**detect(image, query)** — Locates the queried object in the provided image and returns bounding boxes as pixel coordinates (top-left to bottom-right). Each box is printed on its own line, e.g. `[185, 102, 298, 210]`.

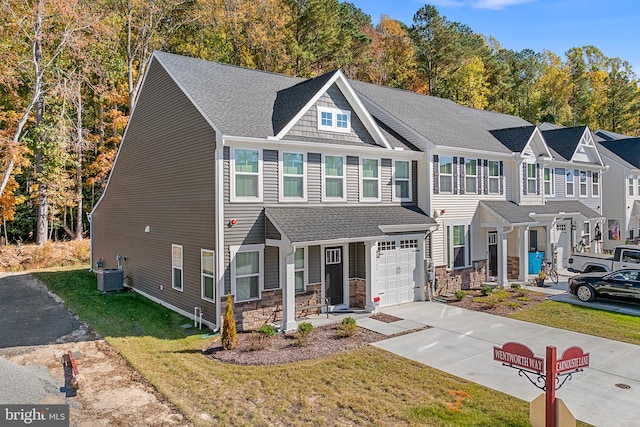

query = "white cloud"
[471, 0, 537, 10]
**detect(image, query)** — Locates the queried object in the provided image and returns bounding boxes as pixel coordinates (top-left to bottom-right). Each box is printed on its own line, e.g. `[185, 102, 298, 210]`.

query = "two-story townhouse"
[593, 133, 640, 249]
[538, 126, 607, 263]
[90, 51, 437, 332]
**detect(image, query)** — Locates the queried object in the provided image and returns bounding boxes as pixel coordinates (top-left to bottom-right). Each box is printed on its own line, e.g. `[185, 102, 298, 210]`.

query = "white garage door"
[376, 239, 419, 307]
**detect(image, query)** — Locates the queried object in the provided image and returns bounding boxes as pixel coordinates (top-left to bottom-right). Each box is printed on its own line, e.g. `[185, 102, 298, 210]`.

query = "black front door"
[488, 231, 498, 278]
[325, 247, 344, 305]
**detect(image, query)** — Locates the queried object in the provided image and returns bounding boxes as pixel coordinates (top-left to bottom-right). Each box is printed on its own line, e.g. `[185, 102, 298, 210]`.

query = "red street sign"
[493, 342, 544, 373]
[555, 346, 590, 373]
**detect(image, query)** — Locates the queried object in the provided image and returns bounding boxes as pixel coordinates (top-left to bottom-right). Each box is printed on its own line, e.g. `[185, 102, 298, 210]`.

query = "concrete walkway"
[374, 301, 640, 427]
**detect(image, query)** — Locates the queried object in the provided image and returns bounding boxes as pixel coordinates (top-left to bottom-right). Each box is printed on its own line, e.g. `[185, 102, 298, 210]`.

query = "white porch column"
[365, 241, 377, 313]
[519, 227, 529, 281]
[281, 247, 297, 332]
[498, 226, 509, 287]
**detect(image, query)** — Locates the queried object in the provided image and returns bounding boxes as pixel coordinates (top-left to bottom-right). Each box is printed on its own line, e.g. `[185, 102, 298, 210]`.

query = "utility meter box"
[96, 269, 124, 292]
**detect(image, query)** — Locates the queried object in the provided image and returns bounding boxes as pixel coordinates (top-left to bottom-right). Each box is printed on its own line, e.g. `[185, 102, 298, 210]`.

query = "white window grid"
[317, 107, 351, 133]
[326, 248, 341, 264]
[439, 156, 454, 193]
[360, 158, 381, 201]
[201, 249, 215, 301]
[400, 239, 418, 249]
[544, 167, 555, 196]
[556, 224, 566, 231]
[378, 241, 396, 252]
[393, 160, 412, 201]
[579, 170, 587, 197]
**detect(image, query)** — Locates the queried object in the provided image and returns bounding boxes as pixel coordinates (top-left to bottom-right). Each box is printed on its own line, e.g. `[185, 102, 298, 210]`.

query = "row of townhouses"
[90, 51, 636, 331]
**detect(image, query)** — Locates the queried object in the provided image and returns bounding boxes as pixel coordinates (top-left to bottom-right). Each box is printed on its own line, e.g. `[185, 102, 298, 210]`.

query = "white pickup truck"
[568, 245, 640, 273]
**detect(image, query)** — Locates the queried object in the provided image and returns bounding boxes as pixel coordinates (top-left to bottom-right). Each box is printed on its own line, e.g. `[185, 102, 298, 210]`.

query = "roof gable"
[542, 126, 603, 165]
[273, 70, 392, 149]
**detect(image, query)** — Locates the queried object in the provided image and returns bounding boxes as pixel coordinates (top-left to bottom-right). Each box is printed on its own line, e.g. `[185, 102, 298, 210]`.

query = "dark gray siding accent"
[381, 158, 392, 202]
[224, 247, 230, 295]
[264, 149, 278, 203]
[308, 245, 321, 284]
[349, 242, 366, 278]
[91, 59, 217, 323]
[265, 218, 281, 240]
[308, 153, 322, 203]
[264, 246, 280, 290]
[284, 84, 378, 146]
[347, 155, 359, 202]
[411, 160, 418, 204]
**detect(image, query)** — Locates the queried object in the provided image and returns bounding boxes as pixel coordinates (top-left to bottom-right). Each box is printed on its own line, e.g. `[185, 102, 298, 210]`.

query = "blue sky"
[350, 0, 640, 74]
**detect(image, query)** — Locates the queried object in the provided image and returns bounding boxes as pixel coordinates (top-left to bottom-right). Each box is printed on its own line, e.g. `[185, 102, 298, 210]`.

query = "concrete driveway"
[375, 302, 640, 427]
[0, 273, 84, 348]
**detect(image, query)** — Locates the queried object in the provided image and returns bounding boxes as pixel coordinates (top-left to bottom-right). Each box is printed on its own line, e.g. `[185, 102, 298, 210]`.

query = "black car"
[569, 269, 640, 302]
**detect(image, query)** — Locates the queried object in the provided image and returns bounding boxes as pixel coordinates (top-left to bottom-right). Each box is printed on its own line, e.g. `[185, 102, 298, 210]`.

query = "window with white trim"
[637, 177, 640, 198]
[231, 245, 264, 302]
[446, 224, 471, 269]
[400, 239, 418, 249]
[317, 107, 351, 133]
[544, 167, 555, 196]
[527, 163, 537, 194]
[465, 159, 477, 193]
[439, 156, 453, 193]
[592, 172, 599, 197]
[579, 170, 587, 197]
[280, 152, 306, 200]
[323, 155, 346, 200]
[231, 147, 262, 201]
[566, 169, 574, 197]
[201, 250, 215, 301]
[360, 158, 380, 201]
[393, 160, 411, 201]
[294, 247, 306, 293]
[629, 176, 635, 197]
[488, 161, 500, 194]
[582, 222, 590, 244]
[172, 244, 183, 291]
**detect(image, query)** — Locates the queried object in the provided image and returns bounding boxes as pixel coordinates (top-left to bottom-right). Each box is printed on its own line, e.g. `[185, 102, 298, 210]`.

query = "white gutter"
[214, 132, 224, 332]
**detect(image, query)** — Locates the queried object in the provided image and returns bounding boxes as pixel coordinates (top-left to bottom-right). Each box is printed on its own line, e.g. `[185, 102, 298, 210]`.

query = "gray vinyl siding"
[308, 153, 322, 203]
[284, 85, 377, 146]
[264, 246, 280, 290]
[91, 59, 217, 322]
[381, 158, 392, 202]
[265, 218, 281, 240]
[349, 242, 366, 278]
[263, 149, 278, 203]
[347, 156, 359, 202]
[308, 245, 321, 284]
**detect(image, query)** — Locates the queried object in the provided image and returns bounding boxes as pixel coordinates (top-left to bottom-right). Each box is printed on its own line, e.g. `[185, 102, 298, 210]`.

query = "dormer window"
[318, 107, 351, 133]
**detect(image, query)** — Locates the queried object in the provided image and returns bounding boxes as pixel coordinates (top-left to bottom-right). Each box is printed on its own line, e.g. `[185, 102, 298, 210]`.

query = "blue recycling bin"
[528, 251, 544, 274]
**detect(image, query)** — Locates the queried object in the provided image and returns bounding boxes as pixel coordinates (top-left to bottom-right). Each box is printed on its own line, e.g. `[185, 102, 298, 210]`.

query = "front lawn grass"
[35, 268, 533, 426]
[508, 300, 640, 345]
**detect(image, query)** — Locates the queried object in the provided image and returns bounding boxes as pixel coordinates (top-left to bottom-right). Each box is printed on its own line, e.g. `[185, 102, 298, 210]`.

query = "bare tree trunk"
[34, 0, 48, 245]
[75, 83, 83, 240]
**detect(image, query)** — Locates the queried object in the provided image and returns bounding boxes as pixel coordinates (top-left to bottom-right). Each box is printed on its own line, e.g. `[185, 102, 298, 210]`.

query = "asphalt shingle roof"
[265, 206, 436, 244]
[540, 126, 587, 161]
[598, 138, 640, 169]
[350, 80, 532, 153]
[481, 200, 602, 225]
[489, 126, 537, 153]
[596, 142, 636, 169]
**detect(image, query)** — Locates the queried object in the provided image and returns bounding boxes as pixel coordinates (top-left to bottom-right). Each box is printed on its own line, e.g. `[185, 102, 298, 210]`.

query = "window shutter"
[483, 159, 488, 195]
[433, 155, 439, 194]
[453, 157, 458, 194]
[500, 161, 504, 195]
[536, 163, 541, 195]
[477, 158, 483, 193]
[460, 157, 465, 194]
[522, 162, 527, 195]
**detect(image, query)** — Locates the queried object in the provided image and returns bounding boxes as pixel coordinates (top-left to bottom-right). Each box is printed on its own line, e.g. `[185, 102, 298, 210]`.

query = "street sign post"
[494, 342, 589, 427]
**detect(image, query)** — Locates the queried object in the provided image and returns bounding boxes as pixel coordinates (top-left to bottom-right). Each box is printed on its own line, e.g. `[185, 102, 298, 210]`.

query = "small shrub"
[514, 288, 527, 297]
[506, 301, 521, 309]
[517, 296, 531, 302]
[455, 290, 466, 300]
[510, 283, 521, 290]
[221, 294, 238, 350]
[257, 324, 277, 337]
[295, 321, 313, 346]
[246, 333, 270, 351]
[480, 285, 494, 296]
[482, 289, 510, 308]
[337, 317, 357, 338]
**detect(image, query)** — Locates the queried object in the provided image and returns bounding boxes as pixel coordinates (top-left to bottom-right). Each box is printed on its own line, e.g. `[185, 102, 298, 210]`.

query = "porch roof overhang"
[480, 200, 604, 227]
[264, 205, 437, 246]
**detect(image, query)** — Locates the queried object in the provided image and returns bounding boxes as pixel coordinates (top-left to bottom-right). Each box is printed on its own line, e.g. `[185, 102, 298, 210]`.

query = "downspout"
[87, 212, 93, 272]
[214, 135, 224, 333]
